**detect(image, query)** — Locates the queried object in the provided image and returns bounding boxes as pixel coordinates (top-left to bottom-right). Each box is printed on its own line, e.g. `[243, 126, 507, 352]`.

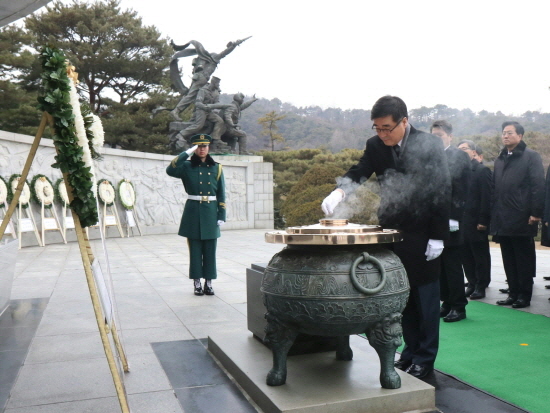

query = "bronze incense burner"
[262, 220, 409, 389]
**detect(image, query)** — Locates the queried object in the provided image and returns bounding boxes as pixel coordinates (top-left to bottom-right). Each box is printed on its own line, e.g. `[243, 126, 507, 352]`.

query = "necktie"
[393, 145, 400, 158]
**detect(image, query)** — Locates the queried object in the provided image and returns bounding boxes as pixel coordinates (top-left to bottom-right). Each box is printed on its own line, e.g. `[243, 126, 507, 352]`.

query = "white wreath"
[59, 182, 70, 206]
[98, 180, 115, 204]
[90, 114, 105, 150]
[69, 77, 97, 197]
[11, 178, 30, 205]
[34, 177, 55, 206]
[118, 180, 135, 209]
[0, 179, 7, 205]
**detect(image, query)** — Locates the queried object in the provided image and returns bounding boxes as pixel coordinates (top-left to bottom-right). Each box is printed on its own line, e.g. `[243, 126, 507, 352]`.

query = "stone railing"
[0, 130, 274, 246]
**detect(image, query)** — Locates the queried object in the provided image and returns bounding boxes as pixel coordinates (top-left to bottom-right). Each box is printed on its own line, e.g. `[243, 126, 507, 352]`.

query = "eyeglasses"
[372, 117, 404, 134]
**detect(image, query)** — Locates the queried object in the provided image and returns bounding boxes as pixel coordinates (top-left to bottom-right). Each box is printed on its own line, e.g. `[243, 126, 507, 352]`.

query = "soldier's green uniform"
[166, 135, 226, 283]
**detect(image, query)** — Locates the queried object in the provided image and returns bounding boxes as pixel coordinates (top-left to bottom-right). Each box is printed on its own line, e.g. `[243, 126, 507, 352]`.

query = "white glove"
[449, 219, 459, 232]
[425, 239, 444, 261]
[321, 189, 345, 216]
[217, 220, 225, 226]
[185, 145, 198, 155]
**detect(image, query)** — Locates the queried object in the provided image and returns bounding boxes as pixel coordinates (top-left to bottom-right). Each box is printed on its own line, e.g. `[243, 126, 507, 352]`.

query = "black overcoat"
[541, 165, 550, 247]
[462, 159, 492, 242]
[445, 146, 471, 247]
[491, 140, 545, 238]
[343, 125, 451, 286]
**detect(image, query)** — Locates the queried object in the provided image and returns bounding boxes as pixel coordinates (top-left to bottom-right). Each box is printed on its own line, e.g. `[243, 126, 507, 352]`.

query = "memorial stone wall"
[0, 129, 274, 246]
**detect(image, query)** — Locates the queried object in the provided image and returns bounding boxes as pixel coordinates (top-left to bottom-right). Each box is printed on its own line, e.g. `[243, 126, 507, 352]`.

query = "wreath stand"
[61, 205, 75, 239]
[40, 200, 66, 245]
[16, 202, 42, 249]
[0, 202, 16, 240]
[101, 202, 125, 238]
[0, 112, 131, 413]
[124, 209, 142, 237]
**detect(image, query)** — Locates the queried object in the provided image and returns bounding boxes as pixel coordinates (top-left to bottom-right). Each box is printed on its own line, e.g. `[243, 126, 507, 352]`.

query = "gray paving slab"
[6, 358, 116, 409]
[4, 397, 121, 412]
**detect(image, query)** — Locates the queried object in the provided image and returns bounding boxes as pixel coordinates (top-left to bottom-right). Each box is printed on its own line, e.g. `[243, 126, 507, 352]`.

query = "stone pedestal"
[247, 263, 338, 355]
[208, 332, 436, 413]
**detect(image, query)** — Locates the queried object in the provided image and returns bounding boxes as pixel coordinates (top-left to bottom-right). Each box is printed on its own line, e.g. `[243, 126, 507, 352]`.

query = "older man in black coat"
[322, 96, 451, 379]
[457, 140, 492, 299]
[492, 121, 545, 309]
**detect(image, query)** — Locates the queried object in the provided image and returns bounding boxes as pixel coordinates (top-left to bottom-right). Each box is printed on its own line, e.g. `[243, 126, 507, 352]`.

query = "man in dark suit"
[492, 121, 545, 309]
[541, 165, 550, 296]
[322, 96, 451, 379]
[430, 121, 471, 322]
[457, 140, 492, 299]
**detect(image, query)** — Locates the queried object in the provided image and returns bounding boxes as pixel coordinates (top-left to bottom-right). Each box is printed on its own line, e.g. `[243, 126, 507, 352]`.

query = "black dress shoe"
[394, 358, 412, 371]
[512, 299, 530, 308]
[469, 288, 486, 299]
[440, 306, 450, 318]
[543, 276, 550, 281]
[204, 281, 215, 295]
[465, 285, 475, 297]
[545, 285, 550, 289]
[194, 286, 204, 296]
[499, 288, 509, 294]
[497, 296, 516, 306]
[405, 364, 433, 379]
[443, 309, 466, 322]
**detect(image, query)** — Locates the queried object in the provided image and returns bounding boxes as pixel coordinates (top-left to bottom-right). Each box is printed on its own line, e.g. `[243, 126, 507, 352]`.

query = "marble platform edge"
[208, 331, 436, 413]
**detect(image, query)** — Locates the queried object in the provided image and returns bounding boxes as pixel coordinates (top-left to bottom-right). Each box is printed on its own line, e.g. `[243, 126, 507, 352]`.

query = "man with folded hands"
[166, 134, 226, 296]
[491, 122, 544, 309]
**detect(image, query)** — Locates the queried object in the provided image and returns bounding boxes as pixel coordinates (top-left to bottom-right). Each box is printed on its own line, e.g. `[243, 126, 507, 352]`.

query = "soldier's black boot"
[204, 279, 215, 295]
[194, 279, 204, 296]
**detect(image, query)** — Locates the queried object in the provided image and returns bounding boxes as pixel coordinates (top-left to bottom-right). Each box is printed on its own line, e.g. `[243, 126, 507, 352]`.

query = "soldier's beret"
[191, 134, 212, 146]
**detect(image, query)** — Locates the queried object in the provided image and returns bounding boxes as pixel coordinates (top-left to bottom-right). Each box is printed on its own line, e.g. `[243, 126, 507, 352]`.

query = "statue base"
[208, 332, 436, 413]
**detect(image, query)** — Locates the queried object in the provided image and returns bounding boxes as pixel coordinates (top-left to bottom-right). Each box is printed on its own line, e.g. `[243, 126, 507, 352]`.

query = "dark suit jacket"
[463, 159, 492, 243]
[343, 125, 451, 286]
[541, 165, 550, 247]
[445, 146, 471, 246]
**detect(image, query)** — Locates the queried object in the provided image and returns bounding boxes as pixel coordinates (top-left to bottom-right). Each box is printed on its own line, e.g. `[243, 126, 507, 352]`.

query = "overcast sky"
[63, 0, 550, 115]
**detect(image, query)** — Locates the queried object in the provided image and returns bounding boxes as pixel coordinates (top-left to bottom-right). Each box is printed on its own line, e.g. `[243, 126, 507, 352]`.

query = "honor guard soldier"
[166, 134, 226, 295]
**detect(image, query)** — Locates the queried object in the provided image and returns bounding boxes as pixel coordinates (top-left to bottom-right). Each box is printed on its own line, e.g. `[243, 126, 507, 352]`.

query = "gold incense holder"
[265, 219, 402, 245]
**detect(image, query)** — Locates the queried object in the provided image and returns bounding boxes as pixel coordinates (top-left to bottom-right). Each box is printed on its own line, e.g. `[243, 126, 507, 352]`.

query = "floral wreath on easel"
[38, 46, 105, 227]
[30, 174, 55, 209]
[7, 174, 31, 209]
[117, 179, 136, 211]
[97, 179, 116, 207]
[54, 178, 70, 208]
[0, 176, 8, 208]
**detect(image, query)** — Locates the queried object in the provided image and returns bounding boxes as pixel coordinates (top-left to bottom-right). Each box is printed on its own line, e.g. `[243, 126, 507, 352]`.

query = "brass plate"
[286, 223, 382, 235]
[265, 229, 402, 245]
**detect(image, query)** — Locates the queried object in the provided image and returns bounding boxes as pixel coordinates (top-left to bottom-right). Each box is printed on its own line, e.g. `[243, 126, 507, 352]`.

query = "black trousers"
[440, 245, 468, 312]
[498, 236, 535, 301]
[401, 279, 440, 368]
[461, 239, 491, 289]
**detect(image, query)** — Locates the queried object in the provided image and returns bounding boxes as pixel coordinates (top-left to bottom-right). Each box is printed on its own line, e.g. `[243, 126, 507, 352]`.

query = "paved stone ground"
[1, 230, 549, 412]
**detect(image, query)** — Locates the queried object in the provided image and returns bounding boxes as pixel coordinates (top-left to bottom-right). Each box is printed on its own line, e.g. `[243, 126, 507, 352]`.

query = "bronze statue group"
[164, 38, 257, 155]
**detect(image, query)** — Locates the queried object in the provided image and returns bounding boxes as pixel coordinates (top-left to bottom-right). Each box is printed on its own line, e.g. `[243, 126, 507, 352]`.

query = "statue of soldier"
[178, 77, 225, 149]
[219, 93, 258, 155]
[170, 38, 250, 121]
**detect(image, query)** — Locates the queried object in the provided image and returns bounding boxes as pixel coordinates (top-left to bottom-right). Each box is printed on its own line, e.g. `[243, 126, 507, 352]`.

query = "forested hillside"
[227, 95, 550, 166]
